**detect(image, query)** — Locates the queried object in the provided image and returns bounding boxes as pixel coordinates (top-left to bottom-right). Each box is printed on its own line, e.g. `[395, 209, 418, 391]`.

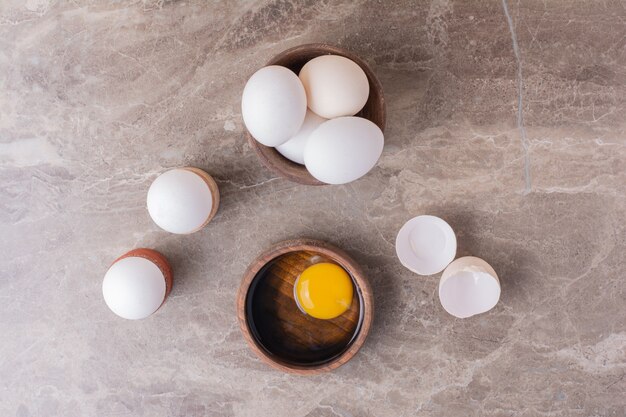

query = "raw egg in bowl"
[236, 239, 373, 374]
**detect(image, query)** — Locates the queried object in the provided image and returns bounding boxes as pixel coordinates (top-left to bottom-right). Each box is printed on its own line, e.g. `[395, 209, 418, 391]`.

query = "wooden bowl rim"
[245, 43, 387, 186]
[236, 238, 374, 375]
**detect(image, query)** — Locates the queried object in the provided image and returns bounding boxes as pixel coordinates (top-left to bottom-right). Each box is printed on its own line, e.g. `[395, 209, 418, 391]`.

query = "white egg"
[395, 215, 457, 276]
[304, 117, 383, 184]
[276, 110, 327, 165]
[439, 256, 501, 319]
[102, 256, 167, 320]
[299, 55, 369, 119]
[147, 168, 217, 234]
[242, 65, 307, 147]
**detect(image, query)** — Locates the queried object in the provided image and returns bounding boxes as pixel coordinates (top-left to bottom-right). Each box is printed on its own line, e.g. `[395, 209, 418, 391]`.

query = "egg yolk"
[294, 263, 353, 320]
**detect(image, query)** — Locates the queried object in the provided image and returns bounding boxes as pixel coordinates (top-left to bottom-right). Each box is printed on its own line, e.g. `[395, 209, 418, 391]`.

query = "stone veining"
[0, 1, 625, 416]
[502, 0, 532, 194]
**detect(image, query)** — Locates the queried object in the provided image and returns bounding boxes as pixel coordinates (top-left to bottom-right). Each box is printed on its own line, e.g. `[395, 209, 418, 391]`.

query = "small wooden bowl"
[237, 239, 374, 374]
[246, 43, 386, 186]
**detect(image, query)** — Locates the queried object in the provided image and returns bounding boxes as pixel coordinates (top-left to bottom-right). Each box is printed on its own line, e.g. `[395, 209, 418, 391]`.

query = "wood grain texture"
[246, 43, 386, 186]
[237, 239, 373, 375]
[114, 248, 173, 309]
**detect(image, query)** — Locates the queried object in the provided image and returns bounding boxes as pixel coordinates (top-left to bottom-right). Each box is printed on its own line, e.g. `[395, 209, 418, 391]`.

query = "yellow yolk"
[294, 263, 353, 320]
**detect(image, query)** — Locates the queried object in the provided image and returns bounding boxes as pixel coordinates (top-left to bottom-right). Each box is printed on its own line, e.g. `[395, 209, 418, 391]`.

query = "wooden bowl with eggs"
[245, 44, 386, 186]
[236, 239, 374, 374]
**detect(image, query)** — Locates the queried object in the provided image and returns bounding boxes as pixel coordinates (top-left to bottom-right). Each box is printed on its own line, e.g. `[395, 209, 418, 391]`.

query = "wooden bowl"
[237, 239, 374, 374]
[246, 43, 386, 186]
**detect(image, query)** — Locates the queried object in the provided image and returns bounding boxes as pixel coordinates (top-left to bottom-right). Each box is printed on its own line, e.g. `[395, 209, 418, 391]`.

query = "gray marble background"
[1, 1, 625, 416]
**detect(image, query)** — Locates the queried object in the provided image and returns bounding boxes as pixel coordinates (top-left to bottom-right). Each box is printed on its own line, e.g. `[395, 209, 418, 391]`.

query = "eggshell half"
[102, 256, 167, 320]
[242, 65, 307, 146]
[439, 256, 501, 319]
[395, 215, 457, 275]
[299, 55, 369, 119]
[276, 110, 327, 165]
[304, 117, 384, 185]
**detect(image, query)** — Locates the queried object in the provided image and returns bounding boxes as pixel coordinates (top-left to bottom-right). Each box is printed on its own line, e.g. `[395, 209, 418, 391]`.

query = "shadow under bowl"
[236, 239, 374, 374]
[246, 43, 386, 186]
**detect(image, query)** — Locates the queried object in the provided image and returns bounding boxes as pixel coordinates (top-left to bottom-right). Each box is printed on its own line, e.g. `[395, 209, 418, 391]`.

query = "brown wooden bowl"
[245, 43, 386, 186]
[237, 239, 374, 374]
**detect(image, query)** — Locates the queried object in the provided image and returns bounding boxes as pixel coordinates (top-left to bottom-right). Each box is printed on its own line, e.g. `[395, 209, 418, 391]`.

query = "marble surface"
[1, 1, 625, 416]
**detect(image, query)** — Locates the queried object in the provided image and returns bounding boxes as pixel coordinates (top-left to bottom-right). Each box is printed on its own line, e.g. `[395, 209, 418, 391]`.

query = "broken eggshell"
[395, 215, 457, 275]
[439, 256, 501, 319]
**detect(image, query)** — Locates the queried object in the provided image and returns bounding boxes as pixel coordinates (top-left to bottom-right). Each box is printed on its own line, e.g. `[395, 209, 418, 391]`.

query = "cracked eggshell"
[242, 65, 307, 147]
[439, 256, 501, 319]
[303, 116, 383, 185]
[395, 215, 457, 275]
[276, 109, 327, 165]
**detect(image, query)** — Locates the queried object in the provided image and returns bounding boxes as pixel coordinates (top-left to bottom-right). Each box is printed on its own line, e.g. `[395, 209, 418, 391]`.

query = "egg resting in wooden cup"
[102, 248, 173, 320]
[183, 167, 220, 231]
[147, 167, 220, 235]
